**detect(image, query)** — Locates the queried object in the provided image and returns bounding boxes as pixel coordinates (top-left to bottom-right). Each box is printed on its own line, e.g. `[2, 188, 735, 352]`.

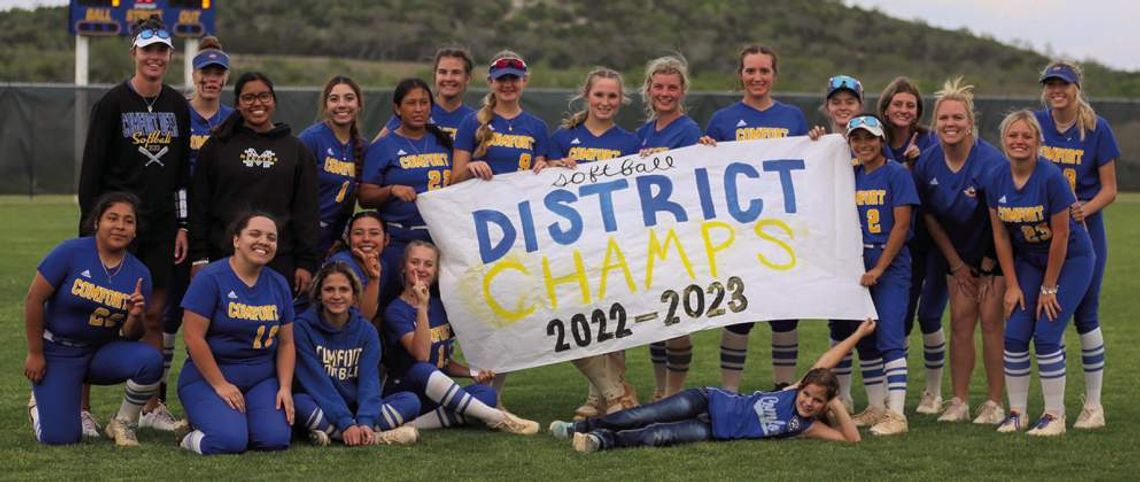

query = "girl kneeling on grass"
[549, 320, 876, 452]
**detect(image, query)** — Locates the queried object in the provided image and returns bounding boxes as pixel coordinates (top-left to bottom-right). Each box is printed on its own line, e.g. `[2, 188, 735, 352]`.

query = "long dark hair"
[319, 76, 366, 183]
[393, 77, 453, 151]
[83, 191, 141, 235]
[214, 71, 277, 141]
[327, 210, 386, 259]
[308, 261, 364, 309]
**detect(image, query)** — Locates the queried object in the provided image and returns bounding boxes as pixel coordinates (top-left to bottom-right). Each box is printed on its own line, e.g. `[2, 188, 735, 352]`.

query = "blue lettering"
[763, 159, 805, 214]
[695, 168, 717, 220]
[518, 201, 538, 253]
[724, 162, 763, 223]
[473, 210, 516, 264]
[545, 190, 583, 246]
[579, 179, 629, 233]
[636, 175, 688, 227]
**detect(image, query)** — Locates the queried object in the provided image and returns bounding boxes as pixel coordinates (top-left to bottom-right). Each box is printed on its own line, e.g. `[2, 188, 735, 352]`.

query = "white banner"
[417, 135, 877, 373]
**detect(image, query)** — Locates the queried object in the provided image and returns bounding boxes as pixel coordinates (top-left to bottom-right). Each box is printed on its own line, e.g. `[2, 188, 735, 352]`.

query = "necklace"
[142, 94, 159, 113]
[100, 253, 124, 280]
[402, 131, 428, 155]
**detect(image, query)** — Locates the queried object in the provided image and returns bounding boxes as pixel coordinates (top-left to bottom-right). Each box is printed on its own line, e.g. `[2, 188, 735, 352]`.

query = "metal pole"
[184, 37, 199, 90]
[74, 34, 90, 199]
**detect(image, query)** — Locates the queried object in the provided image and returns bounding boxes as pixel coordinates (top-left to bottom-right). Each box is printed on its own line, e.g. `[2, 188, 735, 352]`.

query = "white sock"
[771, 330, 798, 385]
[1080, 328, 1105, 407]
[922, 329, 945, 397]
[491, 373, 508, 405]
[180, 429, 205, 454]
[884, 358, 907, 414]
[1003, 349, 1031, 415]
[861, 357, 886, 409]
[1037, 349, 1067, 415]
[118, 381, 159, 421]
[411, 408, 455, 430]
[424, 370, 504, 425]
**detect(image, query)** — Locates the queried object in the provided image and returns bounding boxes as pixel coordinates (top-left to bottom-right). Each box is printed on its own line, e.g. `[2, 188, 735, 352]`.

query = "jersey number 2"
[866, 208, 882, 234]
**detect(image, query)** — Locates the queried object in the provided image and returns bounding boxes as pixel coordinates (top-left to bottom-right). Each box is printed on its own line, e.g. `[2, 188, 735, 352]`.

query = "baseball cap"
[193, 50, 230, 70]
[827, 74, 863, 101]
[489, 57, 527, 80]
[846, 115, 885, 139]
[133, 28, 174, 50]
[1039, 64, 1080, 85]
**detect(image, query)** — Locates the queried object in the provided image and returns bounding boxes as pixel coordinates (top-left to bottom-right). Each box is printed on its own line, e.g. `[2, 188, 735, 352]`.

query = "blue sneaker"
[549, 420, 574, 439]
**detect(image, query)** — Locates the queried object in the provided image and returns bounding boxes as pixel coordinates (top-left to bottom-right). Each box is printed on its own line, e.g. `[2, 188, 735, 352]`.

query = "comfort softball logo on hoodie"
[241, 148, 278, 168]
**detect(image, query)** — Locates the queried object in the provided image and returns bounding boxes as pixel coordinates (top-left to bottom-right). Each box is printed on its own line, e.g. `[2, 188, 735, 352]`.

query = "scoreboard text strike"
[69, 0, 216, 37]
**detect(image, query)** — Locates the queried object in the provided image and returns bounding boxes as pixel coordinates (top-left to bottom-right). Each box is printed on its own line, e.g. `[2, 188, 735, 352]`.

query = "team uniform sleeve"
[791, 108, 809, 137]
[361, 140, 388, 186]
[36, 240, 76, 289]
[912, 155, 930, 206]
[533, 118, 551, 160]
[189, 138, 217, 262]
[705, 111, 724, 141]
[1095, 118, 1121, 166]
[385, 115, 401, 132]
[354, 322, 383, 428]
[382, 302, 416, 342]
[679, 121, 702, 148]
[77, 96, 117, 235]
[1047, 166, 1078, 216]
[546, 128, 568, 160]
[292, 143, 322, 272]
[181, 269, 218, 319]
[454, 115, 478, 153]
[293, 319, 357, 430]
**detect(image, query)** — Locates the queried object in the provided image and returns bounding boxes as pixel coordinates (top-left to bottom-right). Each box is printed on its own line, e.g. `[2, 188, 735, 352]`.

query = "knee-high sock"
[118, 381, 159, 421]
[1037, 349, 1067, 415]
[771, 330, 798, 386]
[420, 370, 503, 427]
[719, 330, 750, 392]
[665, 342, 692, 395]
[490, 373, 508, 405]
[650, 342, 667, 393]
[831, 338, 854, 402]
[1080, 328, 1105, 406]
[1003, 348, 1031, 414]
[923, 329, 945, 397]
[861, 358, 886, 409]
[884, 358, 907, 414]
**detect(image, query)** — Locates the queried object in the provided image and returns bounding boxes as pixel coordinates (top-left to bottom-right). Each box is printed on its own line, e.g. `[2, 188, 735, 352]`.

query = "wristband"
[1040, 285, 1059, 296]
[192, 259, 210, 267]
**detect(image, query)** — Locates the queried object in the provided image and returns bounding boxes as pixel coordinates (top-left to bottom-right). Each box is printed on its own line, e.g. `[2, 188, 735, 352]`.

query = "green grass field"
[2, 195, 1138, 481]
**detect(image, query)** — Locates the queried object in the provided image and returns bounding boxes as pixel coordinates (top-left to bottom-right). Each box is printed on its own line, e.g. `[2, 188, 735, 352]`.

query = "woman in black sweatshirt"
[190, 72, 320, 294]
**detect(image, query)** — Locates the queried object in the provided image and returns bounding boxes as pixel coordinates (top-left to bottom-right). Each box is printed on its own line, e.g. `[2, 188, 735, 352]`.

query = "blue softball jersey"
[294, 306, 383, 429]
[707, 387, 813, 440]
[181, 259, 294, 365]
[189, 105, 234, 173]
[454, 111, 550, 175]
[1034, 110, 1120, 201]
[299, 122, 360, 236]
[636, 115, 702, 154]
[886, 130, 937, 163]
[363, 131, 452, 227]
[385, 103, 476, 140]
[856, 160, 920, 245]
[382, 297, 453, 379]
[546, 124, 639, 162]
[913, 139, 1007, 262]
[704, 101, 808, 142]
[986, 159, 1093, 265]
[37, 237, 153, 345]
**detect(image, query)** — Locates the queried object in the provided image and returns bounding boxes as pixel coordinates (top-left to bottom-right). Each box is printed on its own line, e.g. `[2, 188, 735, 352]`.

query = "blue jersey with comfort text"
[914, 139, 1006, 263]
[181, 259, 294, 365]
[299, 122, 360, 237]
[986, 159, 1092, 266]
[636, 115, 702, 154]
[708, 387, 813, 440]
[37, 237, 153, 345]
[454, 112, 549, 175]
[546, 124, 639, 163]
[705, 100, 808, 142]
[363, 131, 452, 227]
[856, 160, 920, 245]
[382, 297, 453, 380]
[189, 104, 234, 173]
[385, 103, 476, 140]
[294, 306, 383, 429]
[1034, 110, 1120, 201]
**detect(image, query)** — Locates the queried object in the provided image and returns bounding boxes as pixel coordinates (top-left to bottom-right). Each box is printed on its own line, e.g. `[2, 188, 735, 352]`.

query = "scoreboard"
[68, 0, 216, 38]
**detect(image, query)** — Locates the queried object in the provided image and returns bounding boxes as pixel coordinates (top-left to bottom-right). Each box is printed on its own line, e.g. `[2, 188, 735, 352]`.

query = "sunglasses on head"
[828, 75, 862, 93]
[848, 115, 882, 129]
[489, 57, 527, 71]
[136, 28, 171, 40]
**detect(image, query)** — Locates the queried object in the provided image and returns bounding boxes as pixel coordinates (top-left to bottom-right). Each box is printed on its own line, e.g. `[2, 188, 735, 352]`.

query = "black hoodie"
[190, 116, 320, 272]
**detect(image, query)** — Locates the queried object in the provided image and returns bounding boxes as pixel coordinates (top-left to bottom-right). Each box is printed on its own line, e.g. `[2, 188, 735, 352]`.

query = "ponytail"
[473, 92, 497, 158]
[1040, 60, 1099, 142]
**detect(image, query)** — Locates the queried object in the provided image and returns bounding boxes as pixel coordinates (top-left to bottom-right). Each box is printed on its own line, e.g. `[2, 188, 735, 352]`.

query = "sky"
[4, 0, 1137, 72]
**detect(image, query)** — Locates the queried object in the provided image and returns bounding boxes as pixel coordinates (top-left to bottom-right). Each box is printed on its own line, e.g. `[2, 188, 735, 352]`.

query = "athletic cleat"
[996, 412, 1025, 433]
[1074, 403, 1105, 430]
[81, 410, 101, 439]
[572, 432, 601, 454]
[104, 417, 140, 447]
[972, 400, 1005, 425]
[603, 381, 640, 415]
[869, 410, 908, 436]
[852, 406, 889, 427]
[915, 392, 943, 415]
[308, 429, 331, 446]
[549, 420, 575, 439]
[1027, 413, 1066, 436]
[490, 411, 540, 435]
[374, 425, 419, 445]
[27, 392, 37, 425]
[172, 419, 192, 446]
[139, 401, 183, 431]
[937, 399, 970, 422]
[573, 399, 604, 421]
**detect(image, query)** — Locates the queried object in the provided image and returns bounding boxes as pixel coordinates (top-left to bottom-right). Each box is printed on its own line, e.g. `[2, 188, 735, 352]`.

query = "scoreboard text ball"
[69, 0, 216, 38]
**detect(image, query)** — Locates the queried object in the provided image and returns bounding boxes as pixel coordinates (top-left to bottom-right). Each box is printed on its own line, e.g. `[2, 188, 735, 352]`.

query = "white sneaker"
[1027, 413, 1066, 436]
[996, 412, 1025, 433]
[1074, 403, 1105, 429]
[937, 398, 970, 422]
[374, 425, 419, 445]
[852, 406, 889, 428]
[489, 411, 540, 435]
[869, 410, 908, 436]
[308, 429, 331, 446]
[572, 432, 601, 453]
[140, 401, 184, 432]
[915, 392, 942, 415]
[81, 410, 101, 438]
[104, 416, 140, 447]
[972, 400, 1005, 425]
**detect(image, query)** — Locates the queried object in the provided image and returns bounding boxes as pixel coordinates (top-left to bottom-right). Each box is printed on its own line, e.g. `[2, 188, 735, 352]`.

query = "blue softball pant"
[32, 339, 162, 445]
[1005, 252, 1094, 356]
[904, 244, 948, 336]
[178, 359, 290, 455]
[383, 362, 497, 419]
[1073, 212, 1106, 333]
[294, 391, 421, 436]
[830, 247, 911, 363]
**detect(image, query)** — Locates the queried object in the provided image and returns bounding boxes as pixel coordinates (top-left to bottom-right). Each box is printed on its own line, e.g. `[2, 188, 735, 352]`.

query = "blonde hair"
[562, 67, 628, 129]
[1040, 60, 1098, 142]
[933, 77, 978, 139]
[474, 49, 524, 158]
[641, 55, 690, 120]
[998, 109, 1044, 159]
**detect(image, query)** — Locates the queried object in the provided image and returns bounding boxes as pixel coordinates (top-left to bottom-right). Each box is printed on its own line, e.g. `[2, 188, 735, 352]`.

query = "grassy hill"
[2, 1, 1138, 96]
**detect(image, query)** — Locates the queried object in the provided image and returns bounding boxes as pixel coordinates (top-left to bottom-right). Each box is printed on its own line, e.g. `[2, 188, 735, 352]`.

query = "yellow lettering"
[482, 259, 535, 322]
[596, 237, 636, 300]
[645, 228, 695, 290]
[542, 250, 591, 310]
[735, 127, 790, 141]
[323, 157, 355, 177]
[701, 220, 737, 278]
[754, 219, 797, 270]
